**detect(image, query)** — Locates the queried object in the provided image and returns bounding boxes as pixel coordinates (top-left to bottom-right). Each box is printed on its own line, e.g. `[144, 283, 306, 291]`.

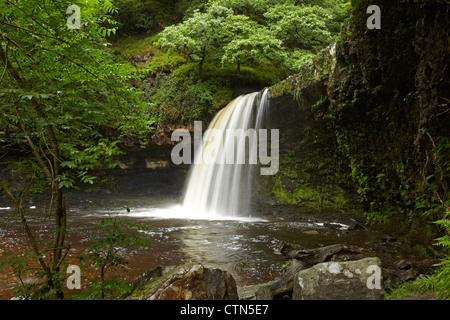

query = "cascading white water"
[181, 89, 270, 218]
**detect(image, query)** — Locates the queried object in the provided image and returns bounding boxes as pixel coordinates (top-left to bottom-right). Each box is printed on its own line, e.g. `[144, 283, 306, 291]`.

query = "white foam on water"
[122, 205, 267, 222]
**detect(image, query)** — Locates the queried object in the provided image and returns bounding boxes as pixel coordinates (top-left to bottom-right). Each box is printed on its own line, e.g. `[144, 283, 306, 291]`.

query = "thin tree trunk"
[0, 40, 67, 298]
[0, 181, 51, 278]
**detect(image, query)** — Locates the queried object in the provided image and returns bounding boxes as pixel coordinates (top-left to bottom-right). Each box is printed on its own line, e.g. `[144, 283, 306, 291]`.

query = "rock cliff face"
[254, 0, 449, 243]
[251, 43, 350, 216]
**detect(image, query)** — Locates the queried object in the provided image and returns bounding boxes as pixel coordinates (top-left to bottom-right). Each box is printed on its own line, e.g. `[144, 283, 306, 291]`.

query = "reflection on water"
[113, 206, 287, 284]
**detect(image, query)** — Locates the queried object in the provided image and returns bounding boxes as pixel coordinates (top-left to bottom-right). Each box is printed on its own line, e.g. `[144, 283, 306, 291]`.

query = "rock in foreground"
[127, 263, 238, 300]
[293, 257, 384, 300]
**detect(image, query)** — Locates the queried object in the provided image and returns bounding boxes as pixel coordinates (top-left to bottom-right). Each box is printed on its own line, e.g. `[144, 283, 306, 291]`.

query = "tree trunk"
[0, 42, 67, 299]
[33, 100, 68, 299]
[0, 181, 51, 280]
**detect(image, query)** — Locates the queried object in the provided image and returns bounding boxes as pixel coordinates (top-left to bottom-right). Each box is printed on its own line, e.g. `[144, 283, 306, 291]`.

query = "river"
[0, 193, 423, 300]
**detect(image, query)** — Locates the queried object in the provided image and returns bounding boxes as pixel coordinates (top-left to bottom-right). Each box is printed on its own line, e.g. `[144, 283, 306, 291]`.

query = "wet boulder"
[127, 263, 238, 300]
[256, 243, 365, 299]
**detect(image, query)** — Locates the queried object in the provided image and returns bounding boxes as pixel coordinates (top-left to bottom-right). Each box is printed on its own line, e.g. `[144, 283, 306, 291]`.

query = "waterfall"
[181, 89, 270, 218]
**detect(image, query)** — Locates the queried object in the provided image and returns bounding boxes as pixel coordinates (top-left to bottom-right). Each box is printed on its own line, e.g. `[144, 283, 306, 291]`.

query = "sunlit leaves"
[265, 5, 334, 49]
[158, 5, 231, 64]
[158, 0, 350, 74]
[159, 3, 285, 73]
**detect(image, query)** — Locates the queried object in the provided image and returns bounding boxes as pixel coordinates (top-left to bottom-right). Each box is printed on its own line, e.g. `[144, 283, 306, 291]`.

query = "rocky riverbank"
[126, 239, 436, 300]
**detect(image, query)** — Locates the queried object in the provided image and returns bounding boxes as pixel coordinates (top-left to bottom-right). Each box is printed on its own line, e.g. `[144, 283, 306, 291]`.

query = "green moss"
[129, 281, 158, 299]
[237, 65, 283, 87]
[272, 174, 347, 212]
[271, 136, 349, 212]
[113, 35, 159, 59]
[269, 74, 298, 98]
[269, 44, 338, 100]
[142, 50, 186, 74]
[129, 263, 199, 299]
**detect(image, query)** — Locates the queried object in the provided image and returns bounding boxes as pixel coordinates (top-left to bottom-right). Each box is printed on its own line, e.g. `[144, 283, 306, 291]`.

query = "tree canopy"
[158, 0, 350, 74]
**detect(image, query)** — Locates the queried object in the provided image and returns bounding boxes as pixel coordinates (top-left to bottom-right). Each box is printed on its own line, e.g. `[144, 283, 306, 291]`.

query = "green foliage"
[271, 118, 350, 213]
[430, 218, 450, 299]
[281, 260, 291, 274]
[59, 139, 124, 188]
[157, 3, 286, 74]
[123, 0, 349, 133]
[387, 217, 450, 300]
[112, 0, 158, 33]
[264, 4, 333, 64]
[143, 50, 187, 75]
[0, 0, 147, 184]
[157, 0, 349, 75]
[75, 209, 154, 300]
[125, 0, 351, 127]
[142, 64, 233, 124]
[158, 5, 229, 68]
[140, 57, 283, 125]
[272, 172, 347, 212]
[0, 247, 69, 300]
[220, 18, 285, 73]
[111, 0, 208, 34]
[110, 0, 350, 132]
[434, 219, 450, 248]
[0, 0, 152, 299]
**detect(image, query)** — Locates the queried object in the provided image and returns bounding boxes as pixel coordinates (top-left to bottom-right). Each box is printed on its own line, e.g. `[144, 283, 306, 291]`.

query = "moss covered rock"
[127, 263, 238, 300]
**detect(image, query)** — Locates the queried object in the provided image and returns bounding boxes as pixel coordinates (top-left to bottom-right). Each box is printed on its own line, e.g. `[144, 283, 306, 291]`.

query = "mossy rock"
[127, 263, 238, 300]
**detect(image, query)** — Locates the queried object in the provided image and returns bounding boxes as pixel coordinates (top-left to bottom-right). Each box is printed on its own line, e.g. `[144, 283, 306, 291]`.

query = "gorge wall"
[254, 0, 449, 244]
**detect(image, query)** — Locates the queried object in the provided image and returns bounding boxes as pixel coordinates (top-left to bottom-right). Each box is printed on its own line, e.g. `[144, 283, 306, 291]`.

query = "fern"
[388, 216, 450, 300]
[434, 218, 450, 248]
[103, 0, 118, 14]
[430, 216, 450, 299]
